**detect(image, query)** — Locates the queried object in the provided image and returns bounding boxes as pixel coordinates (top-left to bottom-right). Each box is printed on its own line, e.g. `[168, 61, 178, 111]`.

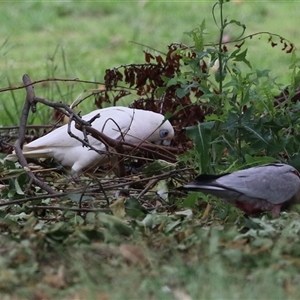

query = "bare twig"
[13, 75, 57, 194]
[0, 77, 103, 93]
[0, 125, 60, 130]
[137, 178, 159, 199]
[0, 168, 193, 207]
[28, 205, 110, 213]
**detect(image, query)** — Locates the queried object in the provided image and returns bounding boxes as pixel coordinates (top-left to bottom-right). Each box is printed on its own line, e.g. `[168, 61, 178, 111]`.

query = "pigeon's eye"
[159, 129, 169, 139]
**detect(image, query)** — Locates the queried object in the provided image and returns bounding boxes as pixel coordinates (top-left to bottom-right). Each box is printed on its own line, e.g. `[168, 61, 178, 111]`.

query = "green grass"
[0, 0, 299, 124]
[1, 1, 300, 299]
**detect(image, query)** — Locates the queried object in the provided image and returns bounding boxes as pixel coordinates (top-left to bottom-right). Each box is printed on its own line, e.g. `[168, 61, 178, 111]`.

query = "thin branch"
[28, 205, 110, 213]
[0, 168, 193, 207]
[13, 75, 57, 194]
[0, 77, 103, 93]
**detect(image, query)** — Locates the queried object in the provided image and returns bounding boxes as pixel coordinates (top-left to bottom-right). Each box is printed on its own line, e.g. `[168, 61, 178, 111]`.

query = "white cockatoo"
[180, 163, 300, 216]
[6, 106, 174, 174]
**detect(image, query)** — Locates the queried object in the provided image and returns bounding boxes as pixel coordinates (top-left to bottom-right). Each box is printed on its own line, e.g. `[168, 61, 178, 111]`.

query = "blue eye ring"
[159, 129, 169, 139]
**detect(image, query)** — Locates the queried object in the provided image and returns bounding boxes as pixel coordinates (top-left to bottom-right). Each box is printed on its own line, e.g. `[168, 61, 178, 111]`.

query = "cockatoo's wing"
[6, 106, 174, 174]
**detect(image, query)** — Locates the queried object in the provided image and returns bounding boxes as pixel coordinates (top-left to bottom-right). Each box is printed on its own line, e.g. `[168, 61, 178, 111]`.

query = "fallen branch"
[14, 75, 57, 194]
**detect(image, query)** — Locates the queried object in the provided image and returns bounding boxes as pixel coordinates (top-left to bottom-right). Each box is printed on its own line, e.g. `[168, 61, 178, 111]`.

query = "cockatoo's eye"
[159, 129, 169, 139]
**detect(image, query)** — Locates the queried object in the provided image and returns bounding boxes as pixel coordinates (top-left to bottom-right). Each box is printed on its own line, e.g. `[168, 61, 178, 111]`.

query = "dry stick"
[0, 77, 103, 93]
[102, 168, 193, 190]
[137, 178, 159, 199]
[66, 114, 126, 176]
[85, 126, 179, 162]
[0, 192, 66, 207]
[0, 168, 193, 208]
[78, 177, 109, 209]
[14, 75, 56, 194]
[27, 205, 110, 213]
[0, 125, 61, 130]
[78, 124, 128, 177]
[33, 96, 92, 126]
[75, 122, 178, 177]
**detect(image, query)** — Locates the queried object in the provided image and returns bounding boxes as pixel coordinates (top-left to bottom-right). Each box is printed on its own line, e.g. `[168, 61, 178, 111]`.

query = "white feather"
[6, 106, 174, 173]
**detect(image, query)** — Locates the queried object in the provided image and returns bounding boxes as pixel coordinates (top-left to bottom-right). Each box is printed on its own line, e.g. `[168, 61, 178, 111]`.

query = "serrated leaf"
[176, 87, 189, 98]
[232, 49, 251, 69]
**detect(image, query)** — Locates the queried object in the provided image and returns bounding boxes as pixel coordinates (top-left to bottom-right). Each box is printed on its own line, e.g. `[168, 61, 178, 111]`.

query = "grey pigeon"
[180, 163, 300, 216]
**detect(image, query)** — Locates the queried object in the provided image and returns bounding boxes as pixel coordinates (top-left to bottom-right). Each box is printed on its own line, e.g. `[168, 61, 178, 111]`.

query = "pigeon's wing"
[181, 173, 242, 199]
[216, 164, 300, 204]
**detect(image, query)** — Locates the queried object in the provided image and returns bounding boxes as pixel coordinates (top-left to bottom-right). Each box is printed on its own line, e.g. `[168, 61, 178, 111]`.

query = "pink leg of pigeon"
[180, 164, 300, 217]
[234, 201, 282, 217]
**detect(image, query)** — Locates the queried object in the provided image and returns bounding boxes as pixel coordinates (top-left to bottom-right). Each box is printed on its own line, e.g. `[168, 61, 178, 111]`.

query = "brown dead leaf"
[201, 203, 212, 219]
[97, 84, 106, 91]
[119, 244, 149, 267]
[33, 289, 50, 300]
[175, 228, 194, 243]
[282, 254, 300, 267]
[65, 290, 110, 300]
[284, 277, 296, 296]
[220, 238, 249, 249]
[173, 289, 192, 300]
[42, 266, 67, 289]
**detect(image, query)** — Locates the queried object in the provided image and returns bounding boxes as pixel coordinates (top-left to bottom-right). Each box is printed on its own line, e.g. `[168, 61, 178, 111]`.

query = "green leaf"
[142, 159, 176, 177]
[244, 155, 277, 166]
[182, 192, 200, 208]
[124, 197, 147, 219]
[14, 178, 24, 195]
[232, 49, 251, 69]
[99, 213, 133, 236]
[110, 198, 126, 218]
[67, 193, 94, 202]
[184, 20, 206, 51]
[224, 19, 246, 40]
[176, 87, 189, 98]
[186, 121, 215, 173]
[214, 65, 227, 82]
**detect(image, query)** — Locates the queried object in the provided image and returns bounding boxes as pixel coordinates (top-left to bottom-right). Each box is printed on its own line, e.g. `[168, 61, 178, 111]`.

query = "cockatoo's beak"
[153, 138, 172, 146]
[161, 139, 172, 146]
